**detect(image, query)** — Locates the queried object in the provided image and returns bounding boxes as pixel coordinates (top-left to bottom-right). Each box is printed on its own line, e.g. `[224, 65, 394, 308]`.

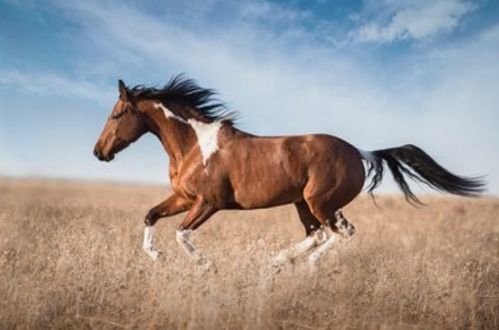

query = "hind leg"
[176, 196, 218, 268]
[304, 196, 356, 267]
[304, 200, 339, 267]
[307, 210, 356, 269]
[334, 210, 355, 238]
[273, 201, 327, 265]
[296, 201, 323, 236]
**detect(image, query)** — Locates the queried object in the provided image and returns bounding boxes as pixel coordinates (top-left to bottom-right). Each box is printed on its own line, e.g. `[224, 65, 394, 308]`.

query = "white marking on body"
[187, 119, 221, 166]
[156, 102, 221, 166]
[143, 226, 160, 261]
[155, 103, 187, 123]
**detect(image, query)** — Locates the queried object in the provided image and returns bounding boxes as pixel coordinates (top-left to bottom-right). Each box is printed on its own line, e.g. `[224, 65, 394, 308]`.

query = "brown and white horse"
[94, 76, 484, 267]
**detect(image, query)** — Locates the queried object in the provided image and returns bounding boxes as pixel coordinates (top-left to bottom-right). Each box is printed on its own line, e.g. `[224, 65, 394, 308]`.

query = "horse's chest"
[170, 166, 213, 200]
[170, 173, 194, 200]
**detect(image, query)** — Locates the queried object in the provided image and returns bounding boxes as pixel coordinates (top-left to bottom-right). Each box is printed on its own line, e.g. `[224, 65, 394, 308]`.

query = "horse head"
[93, 80, 148, 162]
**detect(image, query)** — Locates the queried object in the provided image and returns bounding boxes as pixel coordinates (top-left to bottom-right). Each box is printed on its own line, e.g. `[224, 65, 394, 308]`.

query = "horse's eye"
[111, 110, 127, 120]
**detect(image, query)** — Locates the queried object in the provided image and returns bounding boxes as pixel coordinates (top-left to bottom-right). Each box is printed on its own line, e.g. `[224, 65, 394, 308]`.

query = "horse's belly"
[232, 175, 303, 209]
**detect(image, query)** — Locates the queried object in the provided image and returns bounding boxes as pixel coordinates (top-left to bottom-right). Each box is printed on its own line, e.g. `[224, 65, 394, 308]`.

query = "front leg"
[176, 197, 218, 266]
[143, 193, 191, 261]
[145, 193, 192, 226]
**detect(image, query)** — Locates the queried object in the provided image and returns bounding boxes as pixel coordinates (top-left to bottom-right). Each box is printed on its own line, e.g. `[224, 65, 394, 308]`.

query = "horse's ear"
[118, 79, 129, 102]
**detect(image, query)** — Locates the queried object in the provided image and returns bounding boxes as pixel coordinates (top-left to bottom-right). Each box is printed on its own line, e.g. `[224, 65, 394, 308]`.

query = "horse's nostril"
[93, 148, 101, 159]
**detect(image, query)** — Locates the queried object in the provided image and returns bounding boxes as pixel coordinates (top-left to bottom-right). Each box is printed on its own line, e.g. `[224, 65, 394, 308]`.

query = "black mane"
[129, 74, 237, 124]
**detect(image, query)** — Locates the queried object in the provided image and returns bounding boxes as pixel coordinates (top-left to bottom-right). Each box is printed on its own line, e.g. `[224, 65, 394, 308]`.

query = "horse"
[93, 75, 485, 268]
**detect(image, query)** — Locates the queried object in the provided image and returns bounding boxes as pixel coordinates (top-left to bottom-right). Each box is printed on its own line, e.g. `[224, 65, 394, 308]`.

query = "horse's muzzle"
[93, 147, 114, 162]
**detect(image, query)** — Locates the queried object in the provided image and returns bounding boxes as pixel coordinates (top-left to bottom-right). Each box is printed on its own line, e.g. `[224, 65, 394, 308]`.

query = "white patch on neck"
[155, 102, 221, 166]
[188, 119, 221, 166]
[155, 103, 187, 123]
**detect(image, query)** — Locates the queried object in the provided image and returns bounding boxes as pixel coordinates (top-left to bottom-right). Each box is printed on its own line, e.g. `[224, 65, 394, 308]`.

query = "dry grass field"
[0, 177, 498, 329]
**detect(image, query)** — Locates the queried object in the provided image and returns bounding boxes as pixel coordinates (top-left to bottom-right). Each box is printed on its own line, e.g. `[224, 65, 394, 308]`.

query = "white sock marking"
[143, 226, 160, 261]
[273, 228, 329, 265]
[274, 236, 317, 264]
[308, 234, 338, 267]
[335, 210, 355, 237]
[176, 230, 209, 265]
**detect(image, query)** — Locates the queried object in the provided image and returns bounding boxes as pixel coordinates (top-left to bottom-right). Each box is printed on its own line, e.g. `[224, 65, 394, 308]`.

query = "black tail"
[363, 144, 486, 204]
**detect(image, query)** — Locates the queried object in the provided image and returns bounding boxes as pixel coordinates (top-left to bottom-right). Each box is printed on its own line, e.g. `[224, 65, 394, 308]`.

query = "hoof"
[270, 262, 284, 275]
[144, 249, 162, 261]
[198, 258, 217, 273]
[340, 225, 355, 238]
[272, 253, 289, 267]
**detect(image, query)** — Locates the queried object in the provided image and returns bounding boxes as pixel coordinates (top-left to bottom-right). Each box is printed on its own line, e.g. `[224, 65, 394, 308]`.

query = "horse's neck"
[160, 121, 197, 163]
[141, 101, 197, 164]
[140, 100, 252, 166]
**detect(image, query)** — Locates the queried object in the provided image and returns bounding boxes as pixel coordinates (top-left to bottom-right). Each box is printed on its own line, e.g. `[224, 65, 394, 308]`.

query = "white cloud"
[0, 68, 113, 105]
[238, 0, 311, 23]
[353, 0, 477, 43]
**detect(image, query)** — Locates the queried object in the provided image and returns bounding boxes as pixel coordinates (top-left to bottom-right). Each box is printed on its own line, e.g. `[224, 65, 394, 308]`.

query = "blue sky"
[1, 0, 498, 194]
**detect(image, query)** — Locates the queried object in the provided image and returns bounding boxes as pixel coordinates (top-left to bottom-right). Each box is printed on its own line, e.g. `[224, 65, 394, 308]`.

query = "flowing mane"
[129, 74, 237, 124]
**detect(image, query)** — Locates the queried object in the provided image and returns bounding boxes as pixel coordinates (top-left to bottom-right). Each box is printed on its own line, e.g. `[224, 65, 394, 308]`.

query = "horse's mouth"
[102, 154, 115, 162]
[103, 140, 129, 161]
[95, 153, 114, 162]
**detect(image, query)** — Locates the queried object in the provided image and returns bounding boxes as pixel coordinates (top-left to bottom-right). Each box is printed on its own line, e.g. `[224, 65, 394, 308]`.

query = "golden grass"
[1, 177, 498, 329]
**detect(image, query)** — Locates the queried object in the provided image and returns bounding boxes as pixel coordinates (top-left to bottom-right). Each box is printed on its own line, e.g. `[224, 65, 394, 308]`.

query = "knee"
[145, 210, 159, 226]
